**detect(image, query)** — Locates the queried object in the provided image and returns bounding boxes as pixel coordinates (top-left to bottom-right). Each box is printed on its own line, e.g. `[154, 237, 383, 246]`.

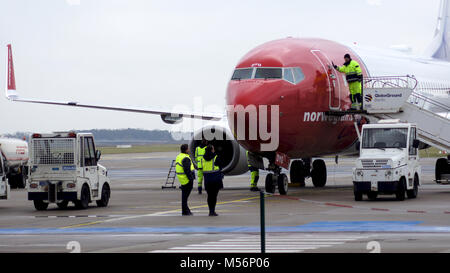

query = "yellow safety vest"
[202, 156, 220, 174]
[337, 60, 362, 83]
[175, 153, 194, 185]
[195, 146, 206, 169]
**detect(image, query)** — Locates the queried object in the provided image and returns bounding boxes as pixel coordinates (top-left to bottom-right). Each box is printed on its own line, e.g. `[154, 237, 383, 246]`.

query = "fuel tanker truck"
[0, 137, 29, 191]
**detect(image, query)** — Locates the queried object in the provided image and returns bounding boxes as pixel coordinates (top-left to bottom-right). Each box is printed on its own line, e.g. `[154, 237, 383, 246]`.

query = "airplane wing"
[5, 44, 223, 123]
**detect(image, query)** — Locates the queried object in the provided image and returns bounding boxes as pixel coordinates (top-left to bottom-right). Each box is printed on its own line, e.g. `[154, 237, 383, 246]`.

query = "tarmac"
[0, 152, 449, 253]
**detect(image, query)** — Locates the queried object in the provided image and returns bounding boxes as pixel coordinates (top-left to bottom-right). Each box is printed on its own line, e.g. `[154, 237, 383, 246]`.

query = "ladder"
[162, 160, 177, 189]
[327, 76, 450, 152]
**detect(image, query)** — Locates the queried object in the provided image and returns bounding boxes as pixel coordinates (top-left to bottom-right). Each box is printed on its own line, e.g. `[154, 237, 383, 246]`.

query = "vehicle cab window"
[83, 137, 97, 167]
[409, 127, 418, 155]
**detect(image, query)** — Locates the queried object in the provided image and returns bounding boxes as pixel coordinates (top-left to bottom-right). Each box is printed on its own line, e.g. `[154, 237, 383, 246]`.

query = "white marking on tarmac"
[150, 234, 370, 253]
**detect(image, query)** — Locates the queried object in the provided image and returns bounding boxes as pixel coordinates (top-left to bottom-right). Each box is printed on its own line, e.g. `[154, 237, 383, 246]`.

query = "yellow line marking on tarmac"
[60, 195, 265, 229]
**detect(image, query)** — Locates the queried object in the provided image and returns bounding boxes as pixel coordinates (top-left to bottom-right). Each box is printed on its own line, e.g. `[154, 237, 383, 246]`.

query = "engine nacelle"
[189, 125, 248, 176]
[161, 114, 183, 125]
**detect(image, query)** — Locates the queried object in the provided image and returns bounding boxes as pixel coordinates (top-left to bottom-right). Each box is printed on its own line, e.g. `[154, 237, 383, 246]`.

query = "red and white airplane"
[6, 0, 450, 194]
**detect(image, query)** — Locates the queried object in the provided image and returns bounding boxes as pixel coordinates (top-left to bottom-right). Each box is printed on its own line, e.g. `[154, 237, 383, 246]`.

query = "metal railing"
[363, 75, 418, 90]
[408, 91, 450, 120]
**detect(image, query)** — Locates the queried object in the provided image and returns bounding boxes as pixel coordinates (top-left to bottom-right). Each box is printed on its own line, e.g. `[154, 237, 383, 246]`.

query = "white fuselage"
[351, 45, 450, 107]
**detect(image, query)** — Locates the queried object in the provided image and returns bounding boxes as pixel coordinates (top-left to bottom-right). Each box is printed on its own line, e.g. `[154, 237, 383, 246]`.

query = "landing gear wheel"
[96, 183, 111, 207]
[407, 175, 419, 199]
[435, 158, 449, 183]
[311, 159, 327, 188]
[367, 192, 378, 201]
[33, 200, 49, 211]
[290, 160, 305, 186]
[265, 174, 275, 193]
[74, 184, 90, 210]
[354, 191, 363, 201]
[57, 200, 69, 209]
[395, 178, 406, 201]
[277, 174, 288, 195]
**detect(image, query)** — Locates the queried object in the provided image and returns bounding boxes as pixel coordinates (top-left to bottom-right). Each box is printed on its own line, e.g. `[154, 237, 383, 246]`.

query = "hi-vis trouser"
[349, 82, 362, 110]
[195, 146, 206, 188]
[246, 151, 259, 188]
[249, 167, 259, 188]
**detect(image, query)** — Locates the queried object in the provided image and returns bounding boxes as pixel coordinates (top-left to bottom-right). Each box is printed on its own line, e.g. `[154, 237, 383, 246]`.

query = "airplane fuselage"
[226, 38, 450, 160]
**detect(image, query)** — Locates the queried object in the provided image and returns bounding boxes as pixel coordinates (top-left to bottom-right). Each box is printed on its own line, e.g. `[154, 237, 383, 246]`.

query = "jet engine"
[189, 125, 249, 176]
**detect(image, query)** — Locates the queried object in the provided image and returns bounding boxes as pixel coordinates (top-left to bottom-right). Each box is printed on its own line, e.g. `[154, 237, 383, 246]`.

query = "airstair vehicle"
[326, 76, 450, 184]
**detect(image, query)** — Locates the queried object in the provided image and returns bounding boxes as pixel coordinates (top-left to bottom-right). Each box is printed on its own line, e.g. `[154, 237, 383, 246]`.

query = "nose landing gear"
[264, 164, 288, 195]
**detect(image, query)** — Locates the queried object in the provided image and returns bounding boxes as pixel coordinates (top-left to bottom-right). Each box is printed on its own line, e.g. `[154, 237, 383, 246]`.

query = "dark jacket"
[181, 157, 195, 182]
[203, 149, 224, 189]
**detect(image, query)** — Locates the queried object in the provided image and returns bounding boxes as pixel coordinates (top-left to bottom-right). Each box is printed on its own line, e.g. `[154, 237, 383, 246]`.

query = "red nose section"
[226, 38, 366, 157]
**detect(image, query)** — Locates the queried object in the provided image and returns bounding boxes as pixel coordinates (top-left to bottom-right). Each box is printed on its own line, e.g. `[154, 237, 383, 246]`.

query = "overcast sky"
[0, 0, 441, 134]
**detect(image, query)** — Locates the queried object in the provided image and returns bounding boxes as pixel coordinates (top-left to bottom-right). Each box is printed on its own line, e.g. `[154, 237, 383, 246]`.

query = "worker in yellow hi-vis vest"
[246, 151, 260, 192]
[175, 144, 195, 216]
[194, 139, 207, 195]
[333, 54, 363, 110]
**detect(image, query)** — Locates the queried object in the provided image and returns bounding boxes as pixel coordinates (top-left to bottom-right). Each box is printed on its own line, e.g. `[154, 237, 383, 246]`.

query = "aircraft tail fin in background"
[5, 44, 18, 100]
[425, 0, 450, 61]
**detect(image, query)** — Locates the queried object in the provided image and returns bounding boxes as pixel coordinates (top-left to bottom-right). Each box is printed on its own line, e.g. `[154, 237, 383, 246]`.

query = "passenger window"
[292, 67, 305, 84]
[409, 128, 417, 155]
[283, 68, 294, 84]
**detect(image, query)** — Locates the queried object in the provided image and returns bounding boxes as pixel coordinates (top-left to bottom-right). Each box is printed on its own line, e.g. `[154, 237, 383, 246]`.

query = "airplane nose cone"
[226, 80, 279, 108]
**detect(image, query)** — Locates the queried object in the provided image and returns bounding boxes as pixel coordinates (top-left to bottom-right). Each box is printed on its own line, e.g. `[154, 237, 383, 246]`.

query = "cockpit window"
[231, 68, 254, 80]
[283, 68, 294, 84]
[231, 67, 305, 84]
[254, 68, 282, 79]
[292, 67, 305, 84]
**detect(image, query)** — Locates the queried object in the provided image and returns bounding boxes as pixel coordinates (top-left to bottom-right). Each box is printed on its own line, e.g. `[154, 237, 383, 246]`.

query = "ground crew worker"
[246, 151, 259, 192]
[202, 145, 224, 217]
[333, 54, 363, 110]
[175, 144, 196, 216]
[195, 139, 208, 195]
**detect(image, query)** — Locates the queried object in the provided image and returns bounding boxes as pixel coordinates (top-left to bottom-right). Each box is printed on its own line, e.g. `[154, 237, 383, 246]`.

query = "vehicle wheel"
[367, 192, 378, 201]
[290, 160, 305, 186]
[395, 178, 406, 201]
[57, 200, 69, 209]
[265, 174, 275, 193]
[277, 174, 288, 195]
[75, 184, 90, 210]
[311, 159, 327, 188]
[354, 191, 363, 201]
[407, 175, 419, 199]
[435, 158, 449, 183]
[96, 183, 111, 207]
[33, 200, 49, 211]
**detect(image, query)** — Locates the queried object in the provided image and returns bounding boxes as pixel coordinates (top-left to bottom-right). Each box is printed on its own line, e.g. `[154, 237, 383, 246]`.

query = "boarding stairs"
[162, 160, 177, 189]
[326, 76, 450, 152]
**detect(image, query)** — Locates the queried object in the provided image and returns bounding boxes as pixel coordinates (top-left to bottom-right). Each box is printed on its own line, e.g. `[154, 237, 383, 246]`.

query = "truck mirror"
[356, 141, 360, 151]
[95, 150, 102, 161]
[412, 139, 420, 149]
